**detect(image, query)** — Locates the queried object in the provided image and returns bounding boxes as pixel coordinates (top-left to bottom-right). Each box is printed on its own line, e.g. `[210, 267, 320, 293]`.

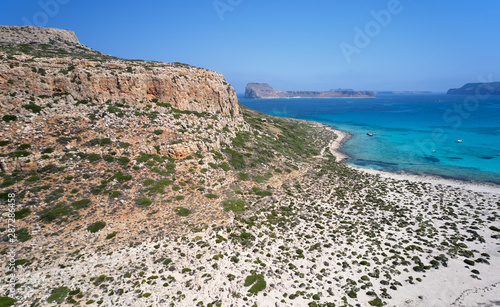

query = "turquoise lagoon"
[240, 94, 500, 185]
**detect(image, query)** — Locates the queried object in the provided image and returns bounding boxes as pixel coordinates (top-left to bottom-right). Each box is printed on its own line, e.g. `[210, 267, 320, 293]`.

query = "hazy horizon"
[2, 0, 499, 93]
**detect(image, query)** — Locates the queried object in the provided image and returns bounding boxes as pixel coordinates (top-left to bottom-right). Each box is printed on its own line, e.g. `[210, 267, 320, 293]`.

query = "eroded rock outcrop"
[0, 26, 240, 116]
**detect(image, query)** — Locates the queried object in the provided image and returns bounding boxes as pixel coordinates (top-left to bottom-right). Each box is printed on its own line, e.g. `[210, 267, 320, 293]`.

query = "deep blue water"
[240, 94, 500, 185]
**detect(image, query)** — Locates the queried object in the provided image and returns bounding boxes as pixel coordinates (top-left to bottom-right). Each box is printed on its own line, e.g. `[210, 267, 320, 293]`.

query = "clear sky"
[2, 0, 500, 93]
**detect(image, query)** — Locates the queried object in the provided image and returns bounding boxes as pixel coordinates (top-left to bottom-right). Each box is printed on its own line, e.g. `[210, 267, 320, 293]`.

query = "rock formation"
[0, 26, 239, 116]
[244, 83, 375, 99]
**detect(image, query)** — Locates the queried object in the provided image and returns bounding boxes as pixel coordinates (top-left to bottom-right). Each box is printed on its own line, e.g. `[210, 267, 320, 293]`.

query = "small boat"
[367, 133, 375, 136]
[457, 140, 462, 143]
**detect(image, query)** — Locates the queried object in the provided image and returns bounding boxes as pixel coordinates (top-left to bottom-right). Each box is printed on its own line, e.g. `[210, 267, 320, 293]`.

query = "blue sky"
[2, 0, 500, 93]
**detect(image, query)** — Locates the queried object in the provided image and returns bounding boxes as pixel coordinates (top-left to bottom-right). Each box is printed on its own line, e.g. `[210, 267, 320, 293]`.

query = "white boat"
[457, 140, 462, 143]
[367, 133, 375, 136]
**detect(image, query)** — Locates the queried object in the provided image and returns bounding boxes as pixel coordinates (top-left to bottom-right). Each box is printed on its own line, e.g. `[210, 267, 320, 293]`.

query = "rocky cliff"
[0, 25, 80, 45]
[245, 82, 375, 99]
[447, 82, 500, 95]
[0, 26, 239, 116]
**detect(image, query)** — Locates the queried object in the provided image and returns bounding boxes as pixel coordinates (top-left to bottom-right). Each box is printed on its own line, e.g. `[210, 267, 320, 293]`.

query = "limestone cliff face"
[0, 26, 240, 116]
[245, 83, 375, 99]
[0, 26, 246, 174]
[0, 59, 239, 116]
[0, 25, 80, 45]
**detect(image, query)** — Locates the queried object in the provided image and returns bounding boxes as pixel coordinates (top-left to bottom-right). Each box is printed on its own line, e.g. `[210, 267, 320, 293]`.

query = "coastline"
[318, 123, 500, 307]
[322, 124, 500, 195]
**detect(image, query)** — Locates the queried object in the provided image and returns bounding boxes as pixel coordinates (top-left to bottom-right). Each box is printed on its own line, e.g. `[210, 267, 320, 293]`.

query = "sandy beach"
[325, 126, 500, 307]
[326, 126, 500, 195]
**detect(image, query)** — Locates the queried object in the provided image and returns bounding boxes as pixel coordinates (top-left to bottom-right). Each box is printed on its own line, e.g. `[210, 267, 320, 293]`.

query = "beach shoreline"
[321, 124, 500, 195]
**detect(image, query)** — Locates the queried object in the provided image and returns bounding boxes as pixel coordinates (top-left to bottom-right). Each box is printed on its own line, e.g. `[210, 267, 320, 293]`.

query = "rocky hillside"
[0, 27, 330, 306]
[245, 83, 375, 99]
[0, 25, 255, 247]
[0, 26, 80, 45]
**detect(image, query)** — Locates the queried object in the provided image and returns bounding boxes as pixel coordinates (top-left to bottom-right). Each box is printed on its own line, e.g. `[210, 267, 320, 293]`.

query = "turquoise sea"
[240, 94, 500, 185]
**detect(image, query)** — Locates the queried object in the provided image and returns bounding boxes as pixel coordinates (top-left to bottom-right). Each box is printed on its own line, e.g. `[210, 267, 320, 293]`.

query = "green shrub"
[15, 228, 31, 242]
[244, 274, 266, 294]
[219, 162, 231, 171]
[38, 203, 71, 223]
[368, 298, 384, 306]
[17, 144, 31, 150]
[143, 179, 154, 186]
[0, 296, 16, 306]
[87, 221, 106, 233]
[2, 115, 17, 122]
[175, 207, 191, 216]
[135, 197, 152, 207]
[205, 193, 218, 199]
[175, 195, 185, 201]
[253, 175, 267, 183]
[103, 155, 114, 162]
[22, 103, 42, 113]
[222, 199, 246, 213]
[106, 232, 117, 240]
[25, 174, 40, 182]
[110, 171, 132, 183]
[71, 199, 91, 209]
[88, 153, 101, 163]
[238, 172, 248, 180]
[464, 259, 475, 266]
[9, 150, 30, 158]
[47, 287, 69, 304]
[223, 148, 245, 170]
[154, 129, 164, 135]
[110, 191, 122, 198]
[14, 208, 31, 219]
[117, 157, 130, 167]
[208, 162, 217, 169]
[101, 138, 111, 145]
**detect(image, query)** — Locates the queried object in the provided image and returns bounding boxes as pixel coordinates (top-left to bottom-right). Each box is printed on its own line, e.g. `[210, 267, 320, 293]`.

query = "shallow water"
[240, 94, 500, 185]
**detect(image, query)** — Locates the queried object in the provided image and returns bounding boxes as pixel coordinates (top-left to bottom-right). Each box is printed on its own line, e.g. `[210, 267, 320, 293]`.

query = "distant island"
[447, 82, 500, 95]
[376, 91, 432, 94]
[245, 83, 375, 99]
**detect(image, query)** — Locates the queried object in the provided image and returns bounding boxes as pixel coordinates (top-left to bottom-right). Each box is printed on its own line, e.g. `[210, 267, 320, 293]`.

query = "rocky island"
[447, 82, 500, 95]
[1, 26, 499, 307]
[245, 83, 375, 99]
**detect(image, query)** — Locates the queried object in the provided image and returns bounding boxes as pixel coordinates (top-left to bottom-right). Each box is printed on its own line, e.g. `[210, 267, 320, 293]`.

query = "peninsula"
[447, 82, 500, 95]
[245, 82, 375, 99]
